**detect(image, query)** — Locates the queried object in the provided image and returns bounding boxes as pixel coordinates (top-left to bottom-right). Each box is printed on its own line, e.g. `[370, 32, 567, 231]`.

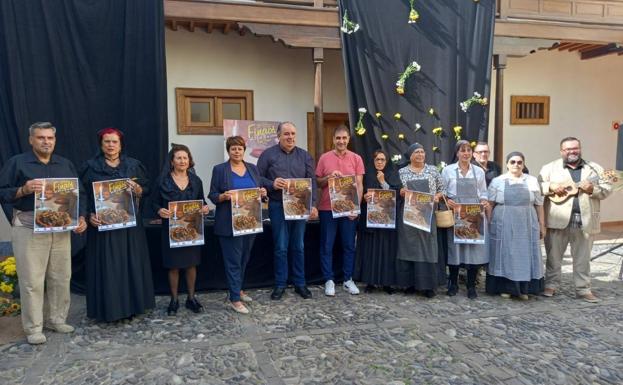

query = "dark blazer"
[208, 161, 269, 237]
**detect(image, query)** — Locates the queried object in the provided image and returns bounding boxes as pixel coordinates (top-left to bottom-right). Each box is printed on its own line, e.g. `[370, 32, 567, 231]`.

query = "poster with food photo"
[403, 191, 434, 232]
[282, 178, 312, 220]
[33, 178, 79, 233]
[223, 120, 280, 164]
[168, 200, 205, 248]
[328, 175, 360, 218]
[453, 203, 486, 244]
[92, 178, 137, 231]
[366, 189, 396, 229]
[231, 188, 263, 236]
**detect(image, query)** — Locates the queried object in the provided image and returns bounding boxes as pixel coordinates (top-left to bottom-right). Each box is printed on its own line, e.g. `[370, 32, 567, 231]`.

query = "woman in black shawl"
[354, 150, 400, 293]
[79, 128, 155, 322]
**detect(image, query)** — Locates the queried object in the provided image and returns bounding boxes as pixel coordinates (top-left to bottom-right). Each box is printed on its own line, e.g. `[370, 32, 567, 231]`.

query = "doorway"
[306, 112, 351, 161]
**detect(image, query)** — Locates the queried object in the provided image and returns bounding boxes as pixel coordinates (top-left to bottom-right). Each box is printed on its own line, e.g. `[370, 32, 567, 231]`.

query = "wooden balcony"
[496, 0, 623, 42]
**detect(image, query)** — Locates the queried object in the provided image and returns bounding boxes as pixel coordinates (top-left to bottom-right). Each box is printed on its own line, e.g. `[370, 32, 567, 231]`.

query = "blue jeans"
[218, 235, 255, 302]
[269, 201, 307, 288]
[319, 210, 357, 282]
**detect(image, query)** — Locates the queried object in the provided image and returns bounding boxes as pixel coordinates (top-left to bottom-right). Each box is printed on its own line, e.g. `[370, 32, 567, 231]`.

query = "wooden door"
[306, 112, 351, 162]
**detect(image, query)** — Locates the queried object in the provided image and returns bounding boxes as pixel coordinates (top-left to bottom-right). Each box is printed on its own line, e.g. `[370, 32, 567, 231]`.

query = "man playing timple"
[257, 122, 318, 301]
[472, 142, 501, 187]
[0, 122, 87, 344]
[316, 125, 364, 296]
[538, 137, 612, 302]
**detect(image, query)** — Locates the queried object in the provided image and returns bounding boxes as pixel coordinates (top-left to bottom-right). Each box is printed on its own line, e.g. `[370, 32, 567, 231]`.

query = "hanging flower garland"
[453, 125, 462, 140]
[355, 108, 367, 136]
[460, 92, 488, 112]
[396, 61, 421, 95]
[340, 10, 360, 34]
[391, 154, 403, 164]
[408, 0, 420, 23]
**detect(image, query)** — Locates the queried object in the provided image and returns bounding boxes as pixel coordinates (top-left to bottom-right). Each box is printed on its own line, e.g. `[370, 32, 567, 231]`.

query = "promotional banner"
[329, 175, 360, 218]
[223, 120, 279, 164]
[33, 178, 79, 233]
[282, 178, 312, 220]
[92, 178, 137, 231]
[231, 188, 263, 236]
[403, 190, 433, 232]
[168, 200, 205, 248]
[366, 188, 396, 229]
[453, 203, 486, 244]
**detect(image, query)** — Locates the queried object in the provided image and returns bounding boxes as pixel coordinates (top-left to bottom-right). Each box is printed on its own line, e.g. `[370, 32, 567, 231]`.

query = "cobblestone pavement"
[1, 243, 622, 385]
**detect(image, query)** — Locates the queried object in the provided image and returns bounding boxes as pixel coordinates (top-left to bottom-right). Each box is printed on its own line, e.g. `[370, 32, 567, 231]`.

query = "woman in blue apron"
[441, 140, 489, 299]
[486, 151, 545, 299]
[395, 143, 446, 297]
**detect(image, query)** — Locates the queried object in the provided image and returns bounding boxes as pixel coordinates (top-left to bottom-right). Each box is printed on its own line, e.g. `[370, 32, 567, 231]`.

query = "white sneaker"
[343, 279, 360, 295]
[45, 323, 75, 333]
[27, 333, 46, 345]
[324, 280, 335, 296]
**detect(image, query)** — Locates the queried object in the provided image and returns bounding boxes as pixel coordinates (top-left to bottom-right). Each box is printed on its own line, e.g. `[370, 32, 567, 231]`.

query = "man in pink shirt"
[316, 125, 365, 296]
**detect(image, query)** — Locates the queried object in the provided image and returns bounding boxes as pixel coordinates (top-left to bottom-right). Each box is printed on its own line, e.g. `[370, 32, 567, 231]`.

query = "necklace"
[105, 156, 120, 162]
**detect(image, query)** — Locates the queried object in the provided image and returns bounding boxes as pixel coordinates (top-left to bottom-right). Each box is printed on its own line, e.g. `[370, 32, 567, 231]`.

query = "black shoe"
[446, 284, 458, 297]
[404, 286, 416, 295]
[424, 289, 436, 298]
[294, 285, 312, 299]
[382, 286, 395, 295]
[467, 287, 477, 299]
[271, 287, 286, 301]
[185, 296, 203, 313]
[167, 298, 179, 316]
[364, 284, 375, 293]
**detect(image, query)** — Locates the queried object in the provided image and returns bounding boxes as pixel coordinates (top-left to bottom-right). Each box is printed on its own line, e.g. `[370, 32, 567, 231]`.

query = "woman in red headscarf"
[79, 128, 155, 322]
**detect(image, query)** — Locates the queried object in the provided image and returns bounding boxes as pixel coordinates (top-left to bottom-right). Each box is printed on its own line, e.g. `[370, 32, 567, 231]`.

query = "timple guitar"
[545, 169, 622, 204]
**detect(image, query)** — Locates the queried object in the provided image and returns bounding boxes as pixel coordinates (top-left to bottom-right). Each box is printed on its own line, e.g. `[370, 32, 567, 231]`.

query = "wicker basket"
[435, 195, 455, 228]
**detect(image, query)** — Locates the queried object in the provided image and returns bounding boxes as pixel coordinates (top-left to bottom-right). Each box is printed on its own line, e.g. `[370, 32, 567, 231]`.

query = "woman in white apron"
[441, 140, 489, 299]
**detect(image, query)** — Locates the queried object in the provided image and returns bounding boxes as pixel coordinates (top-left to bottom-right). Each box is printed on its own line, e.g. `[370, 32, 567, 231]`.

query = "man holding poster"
[316, 125, 364, 296]
[257, 122, 318, 301]
[0, 122, 86, 345]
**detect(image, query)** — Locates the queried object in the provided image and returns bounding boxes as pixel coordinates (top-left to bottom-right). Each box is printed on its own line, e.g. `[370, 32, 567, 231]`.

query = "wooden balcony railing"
[497, 0, 623, 26]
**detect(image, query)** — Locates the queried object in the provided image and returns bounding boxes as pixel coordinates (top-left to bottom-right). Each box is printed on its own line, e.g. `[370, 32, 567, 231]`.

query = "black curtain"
[0, 0, 168, 199]
[338, 0, 495, 169]
[617, 127, 623, 170]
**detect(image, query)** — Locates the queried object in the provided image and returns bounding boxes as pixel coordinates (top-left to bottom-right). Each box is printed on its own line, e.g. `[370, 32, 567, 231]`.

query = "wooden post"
[493, 54, 507, 166]
[313, 48, 324, 159]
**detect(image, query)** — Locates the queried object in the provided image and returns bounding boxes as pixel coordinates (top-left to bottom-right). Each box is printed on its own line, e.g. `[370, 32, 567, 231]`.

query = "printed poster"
[33, 178, 79, 233]
[366, 189, 396, 229]
[282, 178, 312, 220]
[168, 200, 205, 248]
[328, 175, 360, 218]
[453, 203, 486, 244]
[92, 178, 137, 231]
[223, 120, 279, 164]
[231, 188, 263, 236]
[403, 190, 434, 232]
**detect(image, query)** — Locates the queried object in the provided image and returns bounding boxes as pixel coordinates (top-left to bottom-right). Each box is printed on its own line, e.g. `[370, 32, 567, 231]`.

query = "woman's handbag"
[435, 195, 455, 228]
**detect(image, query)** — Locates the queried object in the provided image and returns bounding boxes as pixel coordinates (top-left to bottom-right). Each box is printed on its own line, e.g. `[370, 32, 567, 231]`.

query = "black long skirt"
[485, 274, 544, 296]
[86, 224, 156, 322]
[160, 227, 202, 269]
[353, 228, 397, 286]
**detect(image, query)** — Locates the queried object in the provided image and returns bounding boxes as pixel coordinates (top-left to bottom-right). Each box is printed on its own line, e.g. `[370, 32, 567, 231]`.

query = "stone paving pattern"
[1, 243, 622, 385]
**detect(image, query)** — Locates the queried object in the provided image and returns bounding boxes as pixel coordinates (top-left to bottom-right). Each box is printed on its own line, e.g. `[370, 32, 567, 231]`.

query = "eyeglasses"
[562, 147, 580, 152]
[374, 158, 386, 162]
[474, 150, 490, 154]
[509, 160, 523, 165]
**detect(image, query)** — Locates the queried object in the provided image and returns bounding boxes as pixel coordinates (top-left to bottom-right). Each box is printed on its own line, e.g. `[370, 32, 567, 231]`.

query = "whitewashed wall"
[165, 30, 347, 195]
[488, 50, 623, 222]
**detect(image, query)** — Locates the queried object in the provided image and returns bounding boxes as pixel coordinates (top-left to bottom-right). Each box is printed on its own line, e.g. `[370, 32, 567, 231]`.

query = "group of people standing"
[0, 121, 612, 345]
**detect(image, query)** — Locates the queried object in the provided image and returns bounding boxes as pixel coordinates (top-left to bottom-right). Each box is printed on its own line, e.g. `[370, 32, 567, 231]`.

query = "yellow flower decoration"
[398, 133, 405, 140]
[470, 141, 477, 148]
[396, 86, 405, 95]
[453, 125, 462, 140]
[428, 108, 435, 115]
[381, 134, 389, 140]
[432, 127, 443, 136]
[0, 282, 13, 294]
[375, 112, 382, 118]
[480, 97, 488, 105]
[3, 264, 16, 276]
[356, 127, 366, 136]
[432, 146, 439, 152]
[394, 113, 401, 120]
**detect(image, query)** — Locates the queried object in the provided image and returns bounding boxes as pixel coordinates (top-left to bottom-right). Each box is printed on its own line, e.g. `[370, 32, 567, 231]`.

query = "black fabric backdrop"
[617, 127, 623, 170]
[0, 0, 168, 206]
[338, 0, 495, 170]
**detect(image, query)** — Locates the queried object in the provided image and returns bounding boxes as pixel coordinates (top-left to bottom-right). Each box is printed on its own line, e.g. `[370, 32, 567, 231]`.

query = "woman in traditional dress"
[154, 144, 210, 315]
[486, 151, 545, 299]
[395, 143, 445, 298]
[80, 128, 155, 322]
[354, 150, 400, 293]
[441, 140, 490, 299]
[208, 136, 268, 314]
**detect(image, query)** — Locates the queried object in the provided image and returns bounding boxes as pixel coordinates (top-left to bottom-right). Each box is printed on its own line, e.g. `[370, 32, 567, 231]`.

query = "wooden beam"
[314, 47, 324, 161]
[493, 54, 507, 167]
[239, 22, 340, 49]
[222, 23, 231, 34]
[581, 43, 621, 59]
[495, 20, 623, 44]
[262, 0, 337, 6]
[188, 21, 195, 32]
[171, 19, 178, 31]
[578, 44, 604, 52]
[568, 43, 591, 51]
[206, 23, 213, 33]
[165, 0, 339, 28]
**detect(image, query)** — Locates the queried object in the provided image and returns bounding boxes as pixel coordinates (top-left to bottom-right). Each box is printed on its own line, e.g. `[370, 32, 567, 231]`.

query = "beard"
[565, 153, 581, 164]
